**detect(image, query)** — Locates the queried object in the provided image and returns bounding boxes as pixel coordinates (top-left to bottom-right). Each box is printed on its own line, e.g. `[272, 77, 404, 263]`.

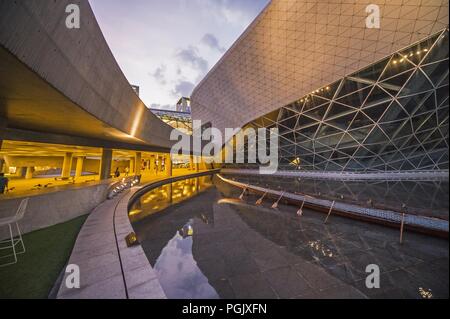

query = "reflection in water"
[308, 240, 334, 258]
[129, 176, 213, 222]
[419, 287, 433, 299]
[132, 176, 449, 299]
[179, 219, 194, 238]
[153, 220, 219, 299]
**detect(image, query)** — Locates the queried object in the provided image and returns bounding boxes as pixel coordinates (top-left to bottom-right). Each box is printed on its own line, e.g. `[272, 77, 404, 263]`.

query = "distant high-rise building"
[176, 97, 191, 113]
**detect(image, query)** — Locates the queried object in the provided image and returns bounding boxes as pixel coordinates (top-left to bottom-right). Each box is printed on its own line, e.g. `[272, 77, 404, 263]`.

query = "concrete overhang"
[0, 0, 187, 152]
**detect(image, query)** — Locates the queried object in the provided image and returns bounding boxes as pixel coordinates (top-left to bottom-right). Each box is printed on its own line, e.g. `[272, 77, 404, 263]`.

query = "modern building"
[0, 0, 196, 237]
[176, 97, 191, 113]
[0, 0, 448, 301]
[191, 0, 449, 172]
[150, 108, 193, 134]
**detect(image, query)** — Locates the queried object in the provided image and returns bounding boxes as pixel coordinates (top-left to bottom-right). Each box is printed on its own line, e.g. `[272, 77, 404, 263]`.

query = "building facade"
[191, 0, 449, 172]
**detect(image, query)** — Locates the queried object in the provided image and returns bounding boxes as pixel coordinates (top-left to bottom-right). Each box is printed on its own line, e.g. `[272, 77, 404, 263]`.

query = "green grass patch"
[0, 215, 87, 299]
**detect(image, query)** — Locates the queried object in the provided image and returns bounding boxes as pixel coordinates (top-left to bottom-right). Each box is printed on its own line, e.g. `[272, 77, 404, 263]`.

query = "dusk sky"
[89, 0, 269, 110]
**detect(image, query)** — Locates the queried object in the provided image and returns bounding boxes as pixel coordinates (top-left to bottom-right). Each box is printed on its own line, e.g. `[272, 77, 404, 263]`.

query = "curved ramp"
[0, 0, 183, 150]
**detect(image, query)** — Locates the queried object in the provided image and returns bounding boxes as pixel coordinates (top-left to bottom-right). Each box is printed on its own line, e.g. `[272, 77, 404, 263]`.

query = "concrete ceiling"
[0, 47, 145, 147]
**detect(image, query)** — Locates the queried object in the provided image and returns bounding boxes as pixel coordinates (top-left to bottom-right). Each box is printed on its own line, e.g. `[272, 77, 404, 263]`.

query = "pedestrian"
[0, 173, 9, 194]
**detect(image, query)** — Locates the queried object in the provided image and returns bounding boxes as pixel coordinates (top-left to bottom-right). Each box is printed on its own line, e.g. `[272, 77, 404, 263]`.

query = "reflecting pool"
[130, 175, 449, 299]
[223, 174, 449, 220]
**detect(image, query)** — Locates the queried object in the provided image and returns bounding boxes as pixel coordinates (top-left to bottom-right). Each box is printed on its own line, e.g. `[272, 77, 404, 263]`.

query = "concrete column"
[189, 155, 194, 170]
[14, 167, 22, 177]
[135, 152, 142, 175]
[129, 157, 135, 174]
[25, 166, 34, 179]
[61, 152, 73, 178]
[167, 183, 173, 204]
[149, 156, 155, 175]
[100, 149, 113, 180]
[195, 177, 199, 193]
[165, 154, 172, 177]
[195, 156, 200, 172]
[0, 139, 3, 173]
[156, 156, 161, 174]
[75, 156, 85, 178]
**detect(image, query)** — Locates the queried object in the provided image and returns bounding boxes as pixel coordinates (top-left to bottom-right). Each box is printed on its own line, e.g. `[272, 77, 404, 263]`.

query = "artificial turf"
[0, 215, 87, 299]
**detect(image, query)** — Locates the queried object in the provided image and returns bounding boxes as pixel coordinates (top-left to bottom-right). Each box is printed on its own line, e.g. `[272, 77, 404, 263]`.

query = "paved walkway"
[57, 170, 212, 299]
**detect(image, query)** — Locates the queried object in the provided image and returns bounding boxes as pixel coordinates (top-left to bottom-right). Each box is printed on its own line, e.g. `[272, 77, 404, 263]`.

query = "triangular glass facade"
[228, 29, 449, 172]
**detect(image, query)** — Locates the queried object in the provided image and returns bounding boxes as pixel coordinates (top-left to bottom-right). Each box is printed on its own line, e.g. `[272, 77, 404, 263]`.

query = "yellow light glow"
[130, 105, 145, 137]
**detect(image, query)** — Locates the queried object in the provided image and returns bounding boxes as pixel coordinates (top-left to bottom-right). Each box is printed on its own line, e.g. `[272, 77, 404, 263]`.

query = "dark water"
[223, 174, 449, 219]
[131, 175, 449, 299]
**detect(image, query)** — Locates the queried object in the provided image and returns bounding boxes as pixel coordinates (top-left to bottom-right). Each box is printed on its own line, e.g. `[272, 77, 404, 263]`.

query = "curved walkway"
[57, 171, 217, 299]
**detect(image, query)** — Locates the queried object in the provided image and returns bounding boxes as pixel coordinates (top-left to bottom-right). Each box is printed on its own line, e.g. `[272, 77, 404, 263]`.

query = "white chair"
[0, 198, 28, 267]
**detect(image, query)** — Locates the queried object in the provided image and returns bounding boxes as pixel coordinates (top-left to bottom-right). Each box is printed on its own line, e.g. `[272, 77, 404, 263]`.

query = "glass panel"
[350, 111, 375, 129]
[352, 57, 390, 81]
[336, 78, 370, 98]
[422, 61, 449, 86]
[325, 102, 357, 119]
[336, 86, 372, 108]
[381, 54, 415, 79]
[363, 101, 391, 122]
[422, 31, 449, 64]
[364, 86, 392, 107]
[379, 101, 409, 122]
[398, 92, 432, 115]
[398, 70, 434, 97]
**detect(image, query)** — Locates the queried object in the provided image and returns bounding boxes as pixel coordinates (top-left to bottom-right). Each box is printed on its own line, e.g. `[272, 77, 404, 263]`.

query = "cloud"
[175, 46, 209, 75]
[201, 33, 226, 53]
[150, 64, 167, 85]
[172, 80, 195, 98]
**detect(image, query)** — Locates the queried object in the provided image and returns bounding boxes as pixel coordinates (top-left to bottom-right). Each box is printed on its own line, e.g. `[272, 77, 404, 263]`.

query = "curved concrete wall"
[0, 0, 179, 149]
[191, 0, 449, 134]
[0, 182, 111, 240]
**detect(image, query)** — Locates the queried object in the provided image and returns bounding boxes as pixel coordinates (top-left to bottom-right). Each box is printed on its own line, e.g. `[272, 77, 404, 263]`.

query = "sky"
[89, 0, 269, 110]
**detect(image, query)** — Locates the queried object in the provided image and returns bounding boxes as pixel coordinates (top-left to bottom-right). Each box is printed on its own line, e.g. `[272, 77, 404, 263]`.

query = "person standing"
[0, 173, 9, 194]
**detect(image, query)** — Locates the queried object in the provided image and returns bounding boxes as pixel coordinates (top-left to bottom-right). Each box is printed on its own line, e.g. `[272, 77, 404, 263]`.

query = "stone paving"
[57, 188, 166, 299]
[133, 177, 449, 299]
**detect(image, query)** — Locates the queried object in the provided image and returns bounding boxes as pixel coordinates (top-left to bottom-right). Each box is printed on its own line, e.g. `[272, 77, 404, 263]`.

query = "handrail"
[127, 170, 220, 210]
